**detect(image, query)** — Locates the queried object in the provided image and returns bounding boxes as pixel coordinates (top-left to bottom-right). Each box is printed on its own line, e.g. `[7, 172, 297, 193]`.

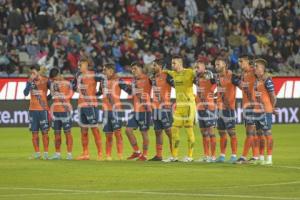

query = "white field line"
[0, 187, 299, 200]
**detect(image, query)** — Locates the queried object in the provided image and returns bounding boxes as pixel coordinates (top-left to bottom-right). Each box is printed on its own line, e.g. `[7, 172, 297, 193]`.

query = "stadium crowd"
[0, 0, 299, 77]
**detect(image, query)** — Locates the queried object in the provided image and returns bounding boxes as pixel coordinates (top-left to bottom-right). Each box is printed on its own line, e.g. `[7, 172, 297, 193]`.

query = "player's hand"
[273, 107, 279, 115]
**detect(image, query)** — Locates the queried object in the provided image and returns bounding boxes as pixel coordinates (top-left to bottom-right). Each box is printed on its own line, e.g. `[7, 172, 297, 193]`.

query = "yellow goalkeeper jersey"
[163, 68, 196, 103]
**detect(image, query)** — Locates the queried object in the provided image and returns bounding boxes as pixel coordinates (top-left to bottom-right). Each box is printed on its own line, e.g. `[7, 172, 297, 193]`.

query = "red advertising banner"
[0, 77, 300, 100]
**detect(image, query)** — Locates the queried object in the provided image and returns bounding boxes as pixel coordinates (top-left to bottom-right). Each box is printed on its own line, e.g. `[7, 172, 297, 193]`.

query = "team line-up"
[23, 54, 276, 165]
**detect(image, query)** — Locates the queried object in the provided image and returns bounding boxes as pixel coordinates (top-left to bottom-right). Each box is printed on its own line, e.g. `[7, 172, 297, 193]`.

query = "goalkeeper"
[163, 55, 196, 162]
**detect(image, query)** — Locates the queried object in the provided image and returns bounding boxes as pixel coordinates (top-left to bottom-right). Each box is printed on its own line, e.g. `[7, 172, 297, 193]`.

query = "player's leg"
[29, 111, 41, 159]
[77, 108, 90, 160]
[149, 109, 163, 161]
[65, 130, 73, 160]
[262, 113, 273, 165]
[103, 111, 113, 160]
[164, 127, 172, 155]
[40, 111, 50, 160]
[181, 104, 195, 162]
[225, 109, 237, 163]
[126, 112, 141, 160]
[49, 112, 62, 160]
[137, 112, 150, 161]
[114, 129, 123, 160]
[238, 123, 256, 163]
[90, 108, 102, 160]
[216, 110, 227, 162]
[257, 129, 265, 162]
[197, 110, 210, 161]
[208, 126, 216, 161]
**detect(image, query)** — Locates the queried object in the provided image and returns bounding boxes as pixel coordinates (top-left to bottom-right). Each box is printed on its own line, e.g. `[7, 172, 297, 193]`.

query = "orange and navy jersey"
[150, 72, 173, 109]
[99, 75, 123, 111]
[50, 78, 73, 113]
[194, 73, 216, 111]
[215, 70, 240, 110]
[74, 70, 102, 108]
[122, 74, 152, 112]
[240, 69, 256, 109]
[23, 76, 50, 111]
[254, 77, 275, 113]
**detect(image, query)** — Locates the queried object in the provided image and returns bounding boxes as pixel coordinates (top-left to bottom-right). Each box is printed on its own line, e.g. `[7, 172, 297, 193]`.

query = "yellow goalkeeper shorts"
[173, 103, 196, 127]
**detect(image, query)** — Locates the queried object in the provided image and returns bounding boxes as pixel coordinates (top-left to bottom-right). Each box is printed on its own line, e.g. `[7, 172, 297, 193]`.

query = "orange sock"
[92, 128, 102, 156]
[32, 133, 40, 152]
[156, 144, 163, 158]
[252, 135, 259, 158]
[65, 133, 73, 153]
[266, 135, 273, 155]
[81, 129, 89, 155]
[230, 135, 237, 155]
[114, 129, 123, 156]
[258, 135, 265, 155]
[42, 133, 49, 152]
[54, 133, 61, 153]
[210, 135, 216, 157]
[220, 134, 227, 155]
[202, 136, 210, 157]
[106, 134, 113, 157]
[242, 136, 253, 157]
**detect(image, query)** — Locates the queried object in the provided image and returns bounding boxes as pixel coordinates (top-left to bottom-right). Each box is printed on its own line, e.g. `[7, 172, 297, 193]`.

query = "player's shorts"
[197, 110, 216, 128]
[217, 109, 236, 130]
[152, 109, 173, 131]
[78, 107, 99, 126]
[255, 112, 272, 131]
[52, 112, 72, 133]
[173, 103, 196, 127]
[127, 112, 151, 131]
[243, 108, 255, 125]
[29, 110, 50, 132]
[102, 110, 123, 133]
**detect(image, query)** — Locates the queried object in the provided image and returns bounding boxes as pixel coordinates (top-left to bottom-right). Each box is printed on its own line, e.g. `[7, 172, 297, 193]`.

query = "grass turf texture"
[0, 124, 299, 200]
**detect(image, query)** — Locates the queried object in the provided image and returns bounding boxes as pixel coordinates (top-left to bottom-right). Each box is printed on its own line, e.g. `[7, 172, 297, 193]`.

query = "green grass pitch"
[0, 124, 299, 200]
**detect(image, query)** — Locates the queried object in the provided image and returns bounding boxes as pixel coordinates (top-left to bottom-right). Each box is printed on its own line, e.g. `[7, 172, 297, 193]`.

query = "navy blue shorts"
[78, 107, 99, 126]
[29, 110, 50, 132]
[127, 112, 151, 131]
[217, 109, 236, 130]
[243, 108, 255, 125]
[152, 109, 173, 131]
[52, 112, 72, 133]
[255, 112, 272, 131]
[197, 110, 216, 128]
[102, 111, 123, 133]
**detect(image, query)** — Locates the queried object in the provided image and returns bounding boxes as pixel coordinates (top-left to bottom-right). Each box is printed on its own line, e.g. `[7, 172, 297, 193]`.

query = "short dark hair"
[103, 63, 115, 71]
[131, 61, 143, 68]
[172, 55, 183, 60]
[215, 56, 229, 67]
[153, 58, 164, 67]
[30, 65, 40, 71]
[49, 67, 60, 78]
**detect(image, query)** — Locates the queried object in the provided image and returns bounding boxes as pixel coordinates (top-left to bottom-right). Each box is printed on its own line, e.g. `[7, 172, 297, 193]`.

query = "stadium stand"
[0, 0, 299, 77]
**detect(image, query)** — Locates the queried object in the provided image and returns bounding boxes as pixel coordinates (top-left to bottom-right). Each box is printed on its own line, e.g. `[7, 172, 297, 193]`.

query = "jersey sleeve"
[162, 69, 175, 77]
[265, 77, 275, 93]
[166, 74, 174, 87]
[23, 81, 32, 96]
[231, 73, 241, 86]
[94, 72, 105, 82]
[119, 79, 132, 95]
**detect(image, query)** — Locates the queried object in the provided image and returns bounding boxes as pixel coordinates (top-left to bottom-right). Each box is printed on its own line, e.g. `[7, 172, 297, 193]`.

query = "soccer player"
[236, 55, 259, 164]
[124, 62, 152, 161]
[74, 58, 103, 160]
[148, 59, 173, 161]
[214, 57, 240, 163]
[253, 58, 276, 165]
[163, 55, 196, 162]
[48, 68, 73, 160]
[23, 65, 50, 160]
[194, 61, 217, 162]
[99, 63, 124, 160]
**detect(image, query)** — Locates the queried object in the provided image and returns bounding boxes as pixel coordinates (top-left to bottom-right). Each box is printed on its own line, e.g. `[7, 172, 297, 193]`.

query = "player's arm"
[162, 69, 175, 77]
[96, 79, 103, 96]
[23, 81, 32, 96]
[166, 74, 174, 87]
[231, 73, 241, 87]
[265, 77, 277, 112]
[119, 79, 132, 95]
